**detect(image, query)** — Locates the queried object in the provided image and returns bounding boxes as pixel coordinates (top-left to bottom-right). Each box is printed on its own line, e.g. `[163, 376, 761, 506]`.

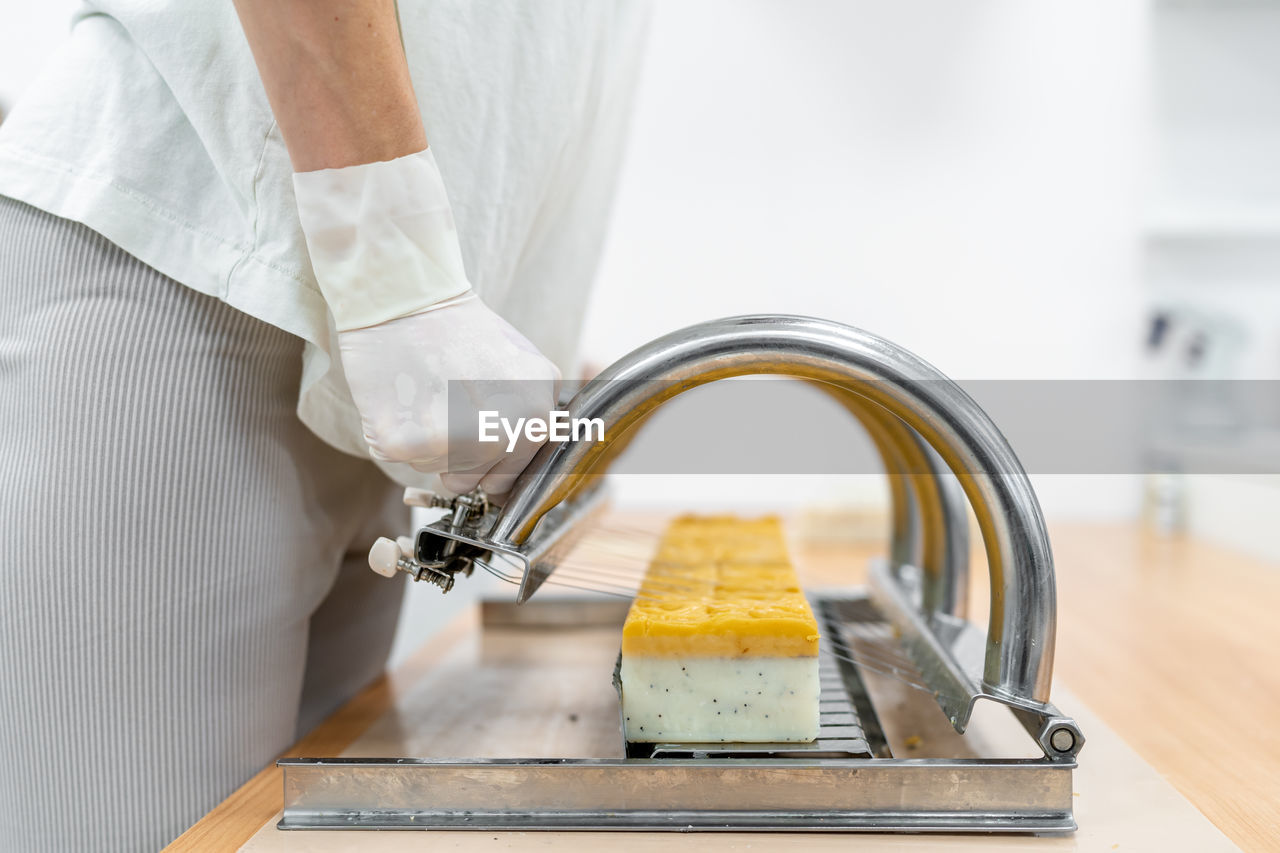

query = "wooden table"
[166, 521, 1280, 852]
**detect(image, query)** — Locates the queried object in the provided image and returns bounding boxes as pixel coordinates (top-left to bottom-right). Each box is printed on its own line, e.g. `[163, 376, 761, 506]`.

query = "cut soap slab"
[619, 516, 820, 743]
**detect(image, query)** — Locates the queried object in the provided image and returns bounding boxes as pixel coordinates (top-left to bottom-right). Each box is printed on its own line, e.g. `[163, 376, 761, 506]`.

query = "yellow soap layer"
[621, 516, 820, 658]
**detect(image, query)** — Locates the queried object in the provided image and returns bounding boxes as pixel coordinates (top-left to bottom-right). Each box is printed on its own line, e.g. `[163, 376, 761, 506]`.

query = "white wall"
[581, 0, 1150, 518]
[584, 0, 1148, 378]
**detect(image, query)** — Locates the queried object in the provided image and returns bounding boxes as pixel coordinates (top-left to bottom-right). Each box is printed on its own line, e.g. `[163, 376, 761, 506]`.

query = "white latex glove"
[337, 291, 559, 495]
[293, 149, 560, 494]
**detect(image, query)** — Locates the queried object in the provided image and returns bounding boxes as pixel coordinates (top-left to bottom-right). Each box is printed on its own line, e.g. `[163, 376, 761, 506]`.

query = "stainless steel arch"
[819, 385, 970, 618]
[492, 315, 1055, 706]
[534, 376, 971, 619]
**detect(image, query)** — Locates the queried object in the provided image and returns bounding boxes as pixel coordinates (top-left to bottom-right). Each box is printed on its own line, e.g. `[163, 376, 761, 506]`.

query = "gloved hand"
[293, 149, 560, 494]
[336, 291, 559, 494]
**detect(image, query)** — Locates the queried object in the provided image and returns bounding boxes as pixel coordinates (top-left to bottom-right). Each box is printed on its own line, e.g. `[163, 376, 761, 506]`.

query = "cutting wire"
[471, 553, 954, 700]
[473, 557, 670, 603]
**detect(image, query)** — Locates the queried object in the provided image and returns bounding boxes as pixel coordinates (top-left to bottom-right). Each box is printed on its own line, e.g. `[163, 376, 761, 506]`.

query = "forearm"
[232, 0, 426, 171]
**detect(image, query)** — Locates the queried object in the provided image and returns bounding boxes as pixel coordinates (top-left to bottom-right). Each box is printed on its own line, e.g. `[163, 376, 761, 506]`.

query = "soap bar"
[619, 516, 820, 743]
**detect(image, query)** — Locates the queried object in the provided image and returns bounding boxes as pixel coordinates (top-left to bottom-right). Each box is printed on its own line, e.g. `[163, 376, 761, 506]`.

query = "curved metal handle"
[527, 376, 972, 618]
[493, 315, 1056, 705]
[820, 385, 970, 619]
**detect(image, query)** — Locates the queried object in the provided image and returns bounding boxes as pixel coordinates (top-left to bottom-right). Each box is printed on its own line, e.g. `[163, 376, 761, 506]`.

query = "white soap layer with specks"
[620, 656, 820, 743]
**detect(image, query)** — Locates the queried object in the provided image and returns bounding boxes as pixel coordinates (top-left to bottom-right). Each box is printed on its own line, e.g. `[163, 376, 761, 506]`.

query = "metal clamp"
[366, 488, 492, 592]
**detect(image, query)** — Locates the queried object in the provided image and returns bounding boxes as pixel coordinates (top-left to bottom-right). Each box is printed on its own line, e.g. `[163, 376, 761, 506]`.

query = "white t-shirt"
[0, 0, 648, 482]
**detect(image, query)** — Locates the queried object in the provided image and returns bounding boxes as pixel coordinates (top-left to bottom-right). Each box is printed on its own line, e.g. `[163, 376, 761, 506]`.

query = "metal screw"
[1049, 728, 1075, 753]
[411, 562, 455, 593]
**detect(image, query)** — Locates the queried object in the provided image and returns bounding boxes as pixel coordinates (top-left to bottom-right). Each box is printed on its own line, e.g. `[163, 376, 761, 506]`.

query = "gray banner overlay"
[448, 379, 1280, 474]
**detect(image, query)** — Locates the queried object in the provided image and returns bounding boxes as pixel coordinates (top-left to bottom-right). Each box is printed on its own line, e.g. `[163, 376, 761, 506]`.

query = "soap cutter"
[280, 314, 1086, 833]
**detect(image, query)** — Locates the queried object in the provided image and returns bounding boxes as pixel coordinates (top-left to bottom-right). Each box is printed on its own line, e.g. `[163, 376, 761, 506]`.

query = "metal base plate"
[278, 592, 1076, 833]
[277, 757, 1075, 832]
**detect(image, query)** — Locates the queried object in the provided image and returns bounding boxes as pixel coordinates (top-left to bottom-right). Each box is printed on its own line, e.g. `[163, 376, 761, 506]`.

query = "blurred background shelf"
[1146, 204, 1280, 241]
[1147, 428, 1280, 474]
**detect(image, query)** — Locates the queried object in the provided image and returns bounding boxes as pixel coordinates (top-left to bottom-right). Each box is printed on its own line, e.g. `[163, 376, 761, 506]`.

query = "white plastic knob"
[396, 536, 416, 558]
[368, 537, 403, 578]
[402, 487, 439, 508]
